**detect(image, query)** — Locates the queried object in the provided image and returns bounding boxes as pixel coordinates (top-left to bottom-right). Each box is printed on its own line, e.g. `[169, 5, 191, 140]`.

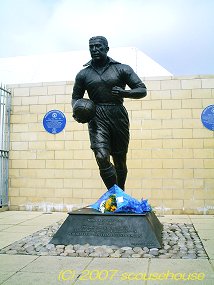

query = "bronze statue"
[72, 36, 147, 191]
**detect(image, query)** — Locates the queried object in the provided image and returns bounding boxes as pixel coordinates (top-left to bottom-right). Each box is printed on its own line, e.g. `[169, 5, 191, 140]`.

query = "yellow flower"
[104, 194, 117, 212]
[105, 199, 112, 210]
[110, 205, 117, 212]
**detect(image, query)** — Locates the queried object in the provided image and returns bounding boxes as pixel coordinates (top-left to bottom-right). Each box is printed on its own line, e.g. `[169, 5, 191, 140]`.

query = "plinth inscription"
[50, 208, 163, 248]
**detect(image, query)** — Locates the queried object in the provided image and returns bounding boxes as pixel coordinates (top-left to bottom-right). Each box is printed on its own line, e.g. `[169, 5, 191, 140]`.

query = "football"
[73, 98, 96, 123]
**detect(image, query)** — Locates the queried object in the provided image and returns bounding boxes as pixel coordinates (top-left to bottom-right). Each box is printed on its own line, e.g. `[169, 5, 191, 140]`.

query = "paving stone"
[149, 248, 159, 256]
[110, 252, 121, 258]
[6, 250, 18, 255]
[131, 253, 142, 258]
[143, 247, 149, 253]
[0, 220, 208, 260]
[133, 247, 142, 253]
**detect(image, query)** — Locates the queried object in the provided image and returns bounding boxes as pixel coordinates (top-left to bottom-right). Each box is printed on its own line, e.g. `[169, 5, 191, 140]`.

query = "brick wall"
[8, 75, 214, 214]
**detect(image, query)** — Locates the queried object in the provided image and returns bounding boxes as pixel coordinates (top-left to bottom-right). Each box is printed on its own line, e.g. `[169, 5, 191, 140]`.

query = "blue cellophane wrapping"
[90, 184, 151, 214]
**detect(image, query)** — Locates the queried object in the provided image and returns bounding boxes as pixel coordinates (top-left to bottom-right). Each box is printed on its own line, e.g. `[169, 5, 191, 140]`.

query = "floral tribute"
[90, 184, 151, 214]
[100, 194, 117, 213]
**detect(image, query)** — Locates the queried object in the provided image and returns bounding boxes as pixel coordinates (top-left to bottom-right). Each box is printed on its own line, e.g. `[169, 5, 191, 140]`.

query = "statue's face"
[89, 39, 109, 61]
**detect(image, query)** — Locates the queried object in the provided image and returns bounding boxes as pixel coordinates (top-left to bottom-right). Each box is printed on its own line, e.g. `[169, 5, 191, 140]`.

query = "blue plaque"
[201, 105, 214, 131]
[43, 110, 66, 134]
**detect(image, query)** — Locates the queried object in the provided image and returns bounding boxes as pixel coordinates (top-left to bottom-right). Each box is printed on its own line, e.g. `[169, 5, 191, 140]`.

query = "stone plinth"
[50, 208, 163, 248]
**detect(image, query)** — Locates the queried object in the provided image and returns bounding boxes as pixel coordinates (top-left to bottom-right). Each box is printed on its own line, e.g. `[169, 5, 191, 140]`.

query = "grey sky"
[0, 0, 213, 75]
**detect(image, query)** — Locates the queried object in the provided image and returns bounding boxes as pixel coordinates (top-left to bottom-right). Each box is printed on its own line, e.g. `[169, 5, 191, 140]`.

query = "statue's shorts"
[88, 103, 130, 155]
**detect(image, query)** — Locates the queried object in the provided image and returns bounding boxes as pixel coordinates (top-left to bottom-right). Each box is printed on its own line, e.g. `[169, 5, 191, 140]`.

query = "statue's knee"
[95, 150, 109, 169]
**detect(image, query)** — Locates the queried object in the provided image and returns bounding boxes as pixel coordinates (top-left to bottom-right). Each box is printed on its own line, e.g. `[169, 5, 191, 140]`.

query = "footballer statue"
[72, 36, 147, 191]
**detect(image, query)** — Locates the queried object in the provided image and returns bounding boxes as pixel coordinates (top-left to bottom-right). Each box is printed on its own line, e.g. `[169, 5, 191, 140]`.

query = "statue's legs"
[100, 165, 117, 189]
[94, 148, 117, 189]
[89, 104, 129, 190]
[94, 148, 128, 190]
[112, 152, 127, 191]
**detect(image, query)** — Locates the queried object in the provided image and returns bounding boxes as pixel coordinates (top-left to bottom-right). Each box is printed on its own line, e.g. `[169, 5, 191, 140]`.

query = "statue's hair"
[89, 36, 108, 47]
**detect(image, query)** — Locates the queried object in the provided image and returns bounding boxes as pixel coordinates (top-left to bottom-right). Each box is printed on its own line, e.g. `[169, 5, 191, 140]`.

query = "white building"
[0, 47, 172, 84]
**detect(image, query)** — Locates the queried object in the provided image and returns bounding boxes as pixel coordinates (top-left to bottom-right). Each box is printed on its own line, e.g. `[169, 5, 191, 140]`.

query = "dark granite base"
[50, 208, 163, 248]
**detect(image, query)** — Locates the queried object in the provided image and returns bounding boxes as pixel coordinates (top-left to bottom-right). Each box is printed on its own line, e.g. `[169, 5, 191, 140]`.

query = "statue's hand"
[112, 86, 125, 97]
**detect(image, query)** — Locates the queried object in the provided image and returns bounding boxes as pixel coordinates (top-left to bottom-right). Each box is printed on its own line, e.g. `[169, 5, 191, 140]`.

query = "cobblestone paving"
[0, 221, 208, 259]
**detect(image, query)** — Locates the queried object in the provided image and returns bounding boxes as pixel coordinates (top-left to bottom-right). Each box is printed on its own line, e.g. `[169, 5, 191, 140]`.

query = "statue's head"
[89, 36, 108, 47]
[89, 36, 109, 62]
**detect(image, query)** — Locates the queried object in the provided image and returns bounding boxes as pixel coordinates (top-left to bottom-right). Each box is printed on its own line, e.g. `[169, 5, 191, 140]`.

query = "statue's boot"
[100, 164, 117, 190]
[116, 168, 127, 191]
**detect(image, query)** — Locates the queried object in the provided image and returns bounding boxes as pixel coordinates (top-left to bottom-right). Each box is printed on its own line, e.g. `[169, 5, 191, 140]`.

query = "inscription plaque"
[50, 208, 163, 248]
[43, 110, 66, 134]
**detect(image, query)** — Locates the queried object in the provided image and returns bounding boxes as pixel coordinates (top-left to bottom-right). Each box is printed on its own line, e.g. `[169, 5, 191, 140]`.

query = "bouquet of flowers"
[90, 184, 151, 214]
[99, 194, 117, 213]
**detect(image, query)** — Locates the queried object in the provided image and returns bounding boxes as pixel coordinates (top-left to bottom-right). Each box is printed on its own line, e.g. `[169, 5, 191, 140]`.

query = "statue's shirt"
[72, 57, 145, 104]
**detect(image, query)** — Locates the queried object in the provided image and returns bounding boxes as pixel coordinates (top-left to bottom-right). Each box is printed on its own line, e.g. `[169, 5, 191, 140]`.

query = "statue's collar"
[83, 57, 120, 67]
